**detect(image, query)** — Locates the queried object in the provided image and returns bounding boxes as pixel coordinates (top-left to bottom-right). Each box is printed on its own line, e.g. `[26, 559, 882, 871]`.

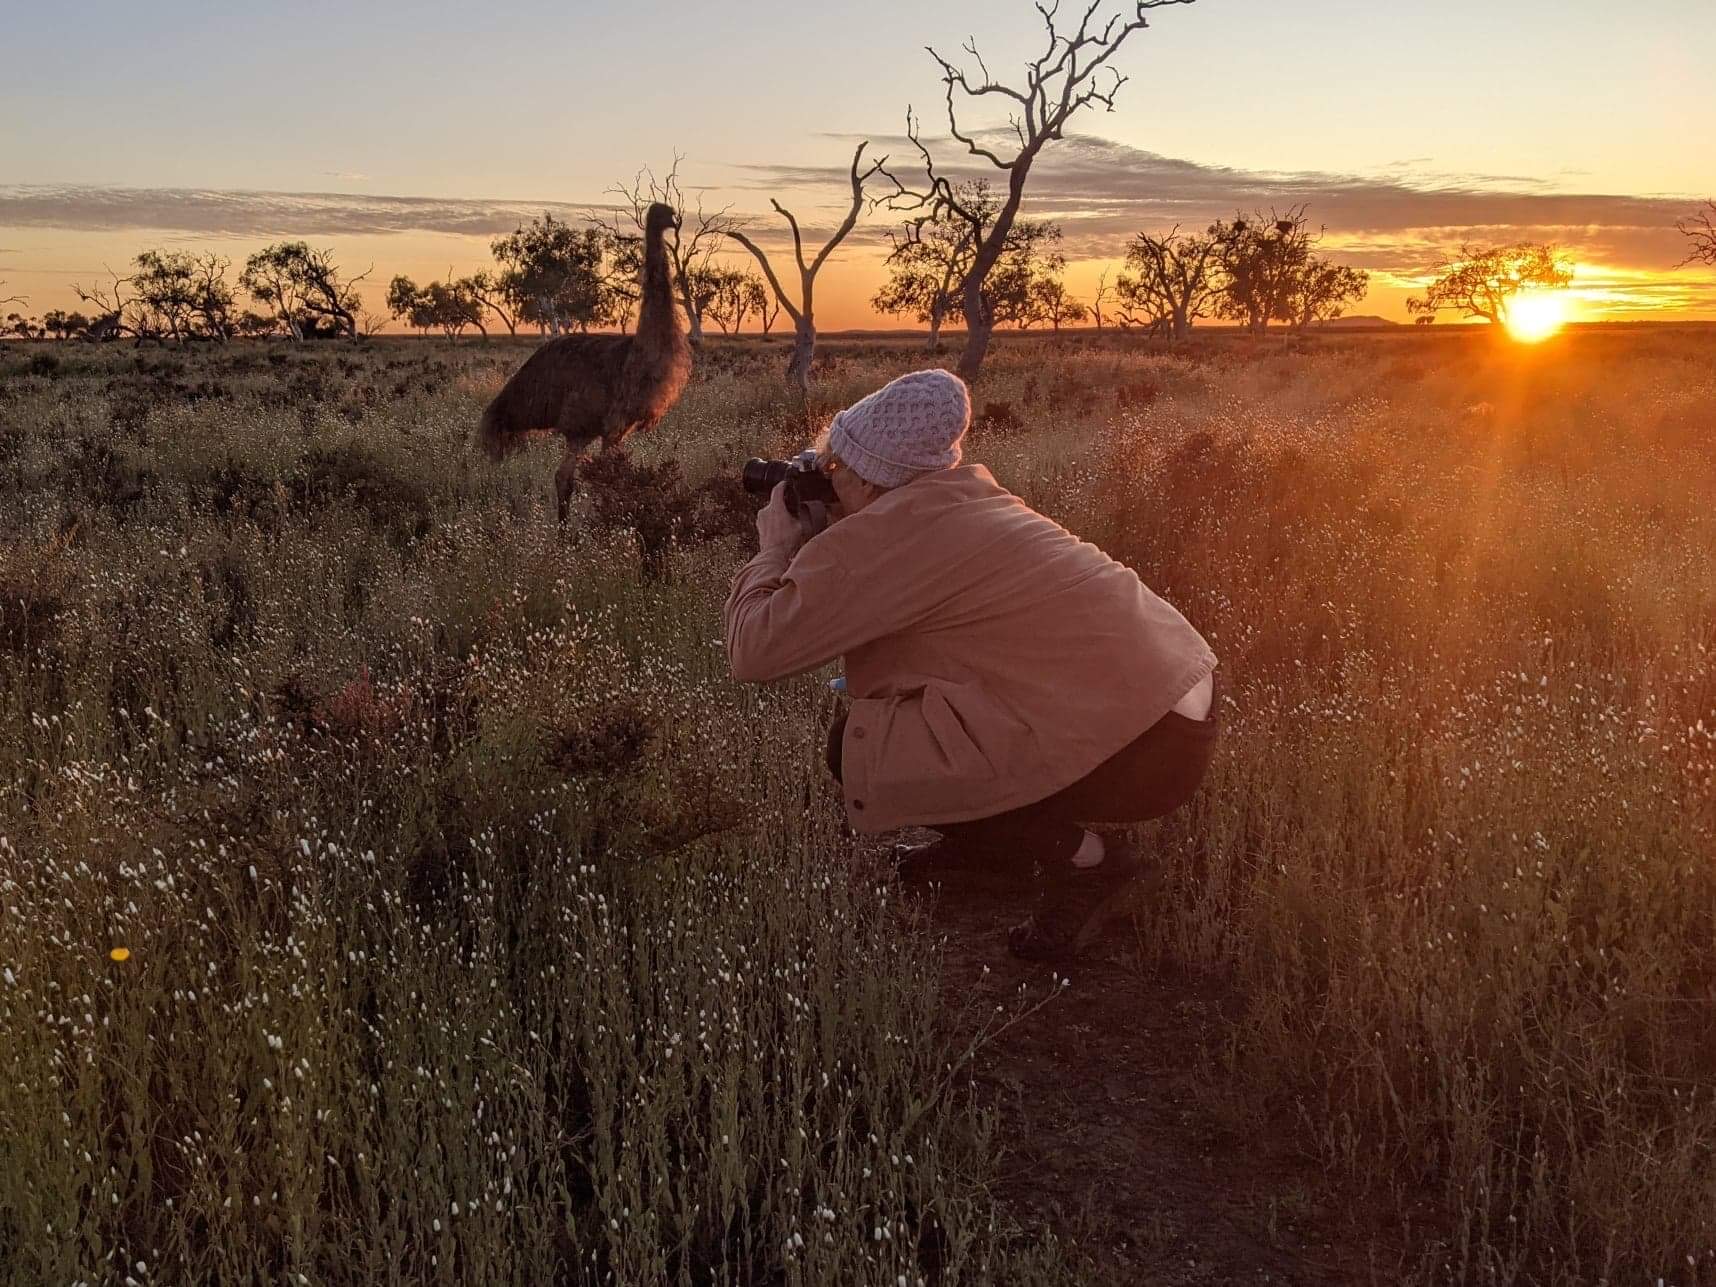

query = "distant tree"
[990, 221, 1066, 330]
[1030, 277, 1088, 334]
[5, 313, 41, 340]
[594, 234, 644, 333]
[674, 266, 722, 339]
[190, 253, 236, 339]
[1115, 225, 1222, 338]
[1407, 242, 1573, 326]
[41, 310, 72, 340]
[1414, 314, 1435, 327]
[701, 268, 742, 334]
[388, 273, 486, 338]
[1678, 201, 1716, 267]
[703, 267, 771, 336]
[72, 267, 143, 342]
[131, 250, 235, 342]
[1090, 269, 1113, 334]
[239, 242, 366, 340]
[728, 141, 885, 392]
[757, 288, 782, 337]
[872, 180, 986, 352]
[874, 183, 1063, 345]
[490, 215, 614, 336]
[1285, 259, 1369, 329]
[429, 278, 485, 338]
[386, 275, 429, 334]
[876, 1, 1192, 379]
[238, 251, 305, 341]
[608, 156, 736, 349]
[235, 310, 280, 338]
[1210, 212, 1315, 334]
[465, 270, 520, 336]
[131, 250, 197, 341]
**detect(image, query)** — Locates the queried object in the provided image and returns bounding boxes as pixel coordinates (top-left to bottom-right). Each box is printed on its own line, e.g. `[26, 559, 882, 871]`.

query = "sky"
[4, 0, 1714, 329]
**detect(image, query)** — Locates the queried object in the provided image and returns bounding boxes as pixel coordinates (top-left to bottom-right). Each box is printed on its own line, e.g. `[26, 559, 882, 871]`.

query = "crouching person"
[723, 369, 1219, 960]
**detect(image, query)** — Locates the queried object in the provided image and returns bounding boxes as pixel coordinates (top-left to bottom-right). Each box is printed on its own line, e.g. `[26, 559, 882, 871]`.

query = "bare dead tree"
[0, 282, 23, 309]
[1678, 201, 1716, 267]
[607, 156, 737, 350]
[728, 142, 887, 394]
[758, 289, 782, 337]
[73, 267, 142, 341]
[1091, 269, 1112, 333]
[879, 0, 1194, 380]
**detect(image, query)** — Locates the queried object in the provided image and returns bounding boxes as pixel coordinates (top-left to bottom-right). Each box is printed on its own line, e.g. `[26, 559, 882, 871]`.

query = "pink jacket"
[723, 464, 1217, 834]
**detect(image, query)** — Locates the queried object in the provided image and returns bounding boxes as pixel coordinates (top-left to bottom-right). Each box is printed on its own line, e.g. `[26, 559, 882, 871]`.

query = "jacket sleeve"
[723, 543, 882, 683]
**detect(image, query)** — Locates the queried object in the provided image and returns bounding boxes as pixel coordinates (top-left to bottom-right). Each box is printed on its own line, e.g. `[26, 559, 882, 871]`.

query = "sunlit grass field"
[1, 328, 1712, 1284]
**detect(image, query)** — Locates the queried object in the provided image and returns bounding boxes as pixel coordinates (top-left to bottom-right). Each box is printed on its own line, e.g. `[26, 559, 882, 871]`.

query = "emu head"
[644, 202, 679, 239]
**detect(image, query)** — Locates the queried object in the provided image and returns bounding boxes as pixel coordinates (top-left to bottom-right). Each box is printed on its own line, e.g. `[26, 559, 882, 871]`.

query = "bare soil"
[904, 857, 1410, 1285]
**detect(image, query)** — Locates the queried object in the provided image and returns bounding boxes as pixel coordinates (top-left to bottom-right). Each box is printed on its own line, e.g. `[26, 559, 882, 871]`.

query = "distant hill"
[1318, 315, 1400, 329]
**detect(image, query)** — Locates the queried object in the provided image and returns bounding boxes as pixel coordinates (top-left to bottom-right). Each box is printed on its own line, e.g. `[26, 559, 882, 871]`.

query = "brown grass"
[0, 326, 1712, 1283]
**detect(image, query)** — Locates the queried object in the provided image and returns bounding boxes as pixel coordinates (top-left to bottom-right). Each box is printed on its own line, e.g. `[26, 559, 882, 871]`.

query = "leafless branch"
[727, 141, 885, 386]
[605, 152, 740, 340]
[1677, 200, 1716, 268]
[877, 1, 1194, 376]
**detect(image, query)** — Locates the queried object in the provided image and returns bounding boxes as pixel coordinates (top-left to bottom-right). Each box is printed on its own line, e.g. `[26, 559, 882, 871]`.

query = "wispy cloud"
[0, 184, 630, 240]
[730, 133, 1702, 270]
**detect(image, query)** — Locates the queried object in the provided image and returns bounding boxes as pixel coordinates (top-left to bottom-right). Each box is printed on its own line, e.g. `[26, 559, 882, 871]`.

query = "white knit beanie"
[827, 369, 970, 488]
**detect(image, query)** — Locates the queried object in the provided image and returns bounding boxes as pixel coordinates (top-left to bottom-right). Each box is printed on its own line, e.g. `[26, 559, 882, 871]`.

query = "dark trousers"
[826, 673, 1221, 864]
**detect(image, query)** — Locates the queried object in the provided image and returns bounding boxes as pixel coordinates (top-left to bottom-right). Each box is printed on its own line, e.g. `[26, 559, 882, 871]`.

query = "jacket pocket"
[918, 682, 997, 779]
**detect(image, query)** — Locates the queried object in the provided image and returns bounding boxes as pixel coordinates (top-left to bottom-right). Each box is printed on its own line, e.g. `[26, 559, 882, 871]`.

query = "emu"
[477, 202, 691, 521]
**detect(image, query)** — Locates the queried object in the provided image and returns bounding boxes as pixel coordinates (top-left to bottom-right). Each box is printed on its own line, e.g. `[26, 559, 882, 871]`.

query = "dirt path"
[910, 861, 1408, 1285]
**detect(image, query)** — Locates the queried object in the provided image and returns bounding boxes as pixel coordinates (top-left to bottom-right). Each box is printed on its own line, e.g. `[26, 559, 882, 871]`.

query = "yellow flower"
[109, 948, 131, 963]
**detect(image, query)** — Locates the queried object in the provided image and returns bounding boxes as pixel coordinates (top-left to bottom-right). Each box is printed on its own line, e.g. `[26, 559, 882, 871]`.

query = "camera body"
[742, 450, 838, 538]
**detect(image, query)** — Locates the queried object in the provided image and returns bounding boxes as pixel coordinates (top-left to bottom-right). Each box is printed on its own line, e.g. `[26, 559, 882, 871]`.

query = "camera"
[742, 450, 838, 537]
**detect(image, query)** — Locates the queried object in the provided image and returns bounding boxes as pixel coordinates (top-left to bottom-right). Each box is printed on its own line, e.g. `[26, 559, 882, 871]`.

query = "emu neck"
[636, 225, 676, 342]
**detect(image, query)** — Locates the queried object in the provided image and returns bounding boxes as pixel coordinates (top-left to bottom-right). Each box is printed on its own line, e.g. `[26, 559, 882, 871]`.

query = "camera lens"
[741, 458, 789, 495]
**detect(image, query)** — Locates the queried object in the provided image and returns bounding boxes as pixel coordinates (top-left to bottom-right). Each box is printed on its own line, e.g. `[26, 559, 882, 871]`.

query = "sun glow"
[1504, 291, 1570, 343]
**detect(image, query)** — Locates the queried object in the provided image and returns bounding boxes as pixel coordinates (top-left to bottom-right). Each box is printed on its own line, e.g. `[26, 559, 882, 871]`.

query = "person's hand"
[757, 482, 804, 556]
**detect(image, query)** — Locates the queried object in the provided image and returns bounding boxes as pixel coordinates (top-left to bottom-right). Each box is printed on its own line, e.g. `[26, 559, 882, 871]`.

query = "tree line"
[873, 198, 1369, 344]
[0, 242, 367, 345]
[7, 192, 1713, 361]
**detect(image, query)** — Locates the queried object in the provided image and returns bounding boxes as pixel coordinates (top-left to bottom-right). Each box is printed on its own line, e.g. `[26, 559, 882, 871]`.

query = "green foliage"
[701, 267, 770, 335]
[387, 275, 487, 339]
[239, 242, 364, 341]
[131, 250, 237, 342]
[489, 214, 627, 336]
[874, 182, 1068, 333]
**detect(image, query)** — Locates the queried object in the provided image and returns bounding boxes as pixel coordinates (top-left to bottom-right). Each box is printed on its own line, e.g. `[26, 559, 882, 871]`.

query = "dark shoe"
[890, 836, 997, 886]
[1007, 834, 1155, 960]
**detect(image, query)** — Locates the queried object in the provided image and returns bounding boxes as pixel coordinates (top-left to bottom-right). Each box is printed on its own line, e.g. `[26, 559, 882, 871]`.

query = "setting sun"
[1504, 291, 1571, 343]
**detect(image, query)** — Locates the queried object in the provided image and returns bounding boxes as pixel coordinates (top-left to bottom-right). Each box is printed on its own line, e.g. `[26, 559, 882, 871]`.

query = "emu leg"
[554, 441, 583, 524]
[600, 415, 638, 455]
